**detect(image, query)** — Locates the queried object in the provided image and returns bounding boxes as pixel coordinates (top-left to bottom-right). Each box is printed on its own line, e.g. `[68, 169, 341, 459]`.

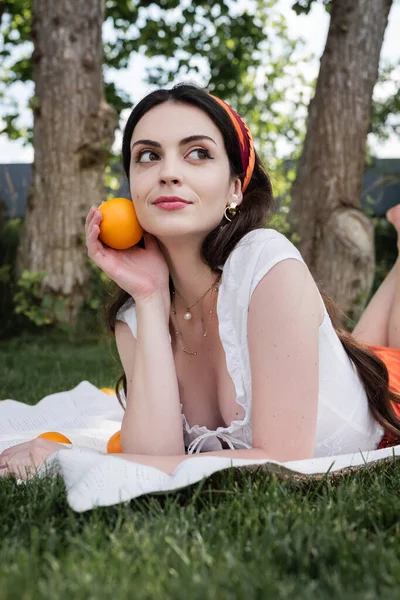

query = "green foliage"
[0, 217, 37, 339]
[102, 0, 314, 165]
[13, 269, 68, 327]
[0, 0, 31, 46]
[267, 158, 301, 244]
[127, 1, 268, 89]
[292, 0, 331, 15]
[84, 259, 113, 312]
[0, 215, 112, 337]
[0, 263, 11, 284]
[104, 80, 133, 116]
[11, 262, 113, 333]
[104, 160, 124, 198]
[1, 0, 396, 169]
[370, 60, 400, 141]
[290, 2, 398, 144]
[0, 0, 311, 159]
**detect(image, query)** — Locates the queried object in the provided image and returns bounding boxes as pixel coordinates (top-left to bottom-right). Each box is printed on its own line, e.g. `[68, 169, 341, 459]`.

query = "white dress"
[116, 228, 384, 457]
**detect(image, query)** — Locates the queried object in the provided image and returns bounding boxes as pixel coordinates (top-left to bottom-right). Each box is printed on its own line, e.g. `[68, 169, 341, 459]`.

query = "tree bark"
[290, 0, 393, 323]
[0, 194, 4, 233]
[17, 0, 116, 327]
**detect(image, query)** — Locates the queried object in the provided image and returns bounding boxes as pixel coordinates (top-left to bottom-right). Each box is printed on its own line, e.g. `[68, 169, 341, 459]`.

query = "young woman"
[1, 83, 400, 479]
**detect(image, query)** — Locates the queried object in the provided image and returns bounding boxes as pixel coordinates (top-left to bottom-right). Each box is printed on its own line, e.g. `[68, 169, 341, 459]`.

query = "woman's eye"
[188, 148, 212, 160]
[135, 148, 212, 163]
[136, 150, 159, 163]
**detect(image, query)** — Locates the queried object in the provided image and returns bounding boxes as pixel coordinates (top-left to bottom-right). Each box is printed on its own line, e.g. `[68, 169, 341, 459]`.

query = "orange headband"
[210, 95, 255, 193]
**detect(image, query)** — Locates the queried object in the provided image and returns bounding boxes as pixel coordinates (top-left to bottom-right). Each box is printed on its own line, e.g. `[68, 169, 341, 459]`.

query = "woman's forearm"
[121, 292, 185, 456]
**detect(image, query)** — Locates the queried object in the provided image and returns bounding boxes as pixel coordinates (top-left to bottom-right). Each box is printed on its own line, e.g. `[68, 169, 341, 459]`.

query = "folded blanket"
[1, 381, 399, 513]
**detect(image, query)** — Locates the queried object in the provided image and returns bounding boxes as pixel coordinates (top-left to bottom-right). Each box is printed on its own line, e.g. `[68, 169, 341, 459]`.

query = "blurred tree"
[292, 0, 400, 145]
[0, 0, 310, 162]
[0, 194, 4, 232]
[289, 0, 394, 323]
[15, 0, 116, 326]
[2, 1, 397, 149]
[1, 0, 397, 327]
[0, 0, 313, 327]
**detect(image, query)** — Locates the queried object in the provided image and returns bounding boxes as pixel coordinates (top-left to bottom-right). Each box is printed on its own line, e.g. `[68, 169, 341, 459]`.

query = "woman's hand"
[85, 205, 171, 302]
[0, 438, 67, 480]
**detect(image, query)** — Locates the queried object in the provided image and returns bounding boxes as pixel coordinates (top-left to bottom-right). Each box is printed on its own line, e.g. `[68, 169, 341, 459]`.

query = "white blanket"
[1, 381, 399, 513]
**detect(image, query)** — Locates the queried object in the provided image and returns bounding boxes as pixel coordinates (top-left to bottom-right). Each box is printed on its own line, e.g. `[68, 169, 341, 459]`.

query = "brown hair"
[104, 83, 400, 442]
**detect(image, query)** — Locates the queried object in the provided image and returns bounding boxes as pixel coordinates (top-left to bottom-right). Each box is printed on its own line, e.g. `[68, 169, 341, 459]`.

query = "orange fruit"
[107, 430, 122, 453]
[37, 431, 72, 444]
[98, 197, 144, 250]
[100, 387, 116, 396]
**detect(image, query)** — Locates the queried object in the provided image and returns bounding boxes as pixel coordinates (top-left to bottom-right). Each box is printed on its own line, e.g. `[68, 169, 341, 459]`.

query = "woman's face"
[128, 101, 241, 240]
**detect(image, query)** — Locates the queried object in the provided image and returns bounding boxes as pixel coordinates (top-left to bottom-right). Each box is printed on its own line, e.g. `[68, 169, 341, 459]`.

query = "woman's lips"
[154, 201, 190, 210]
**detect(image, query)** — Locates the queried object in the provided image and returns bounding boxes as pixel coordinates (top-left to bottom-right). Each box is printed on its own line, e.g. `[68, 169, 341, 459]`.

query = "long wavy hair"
[104, 82, 400, 441]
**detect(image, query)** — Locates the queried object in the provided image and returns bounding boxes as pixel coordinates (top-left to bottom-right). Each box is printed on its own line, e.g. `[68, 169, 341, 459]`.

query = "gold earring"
[224, 194, 240, 222]
[224, 202, 238, 222]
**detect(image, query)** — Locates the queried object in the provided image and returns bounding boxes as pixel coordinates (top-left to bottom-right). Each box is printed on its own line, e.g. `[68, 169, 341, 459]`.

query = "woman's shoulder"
[227, 227, 304, 267]
[233, 227, 298, 251]
[224, 227, 306, 295]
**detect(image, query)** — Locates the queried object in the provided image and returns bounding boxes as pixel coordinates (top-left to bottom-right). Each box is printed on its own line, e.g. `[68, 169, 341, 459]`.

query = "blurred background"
[0, 0, 399, 340]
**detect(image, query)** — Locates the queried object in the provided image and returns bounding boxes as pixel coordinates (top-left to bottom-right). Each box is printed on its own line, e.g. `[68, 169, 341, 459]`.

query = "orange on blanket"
[100, 387, 116, 396]
[107, 430, 122, 453]
[37, 432, 72, 444]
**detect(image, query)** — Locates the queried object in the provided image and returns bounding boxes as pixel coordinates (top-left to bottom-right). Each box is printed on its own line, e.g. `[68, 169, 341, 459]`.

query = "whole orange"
[107, 430, 122, 453]
[100, 387, 116, 396]
[37, 431, 72, 444]
[98, 197, 144, 250]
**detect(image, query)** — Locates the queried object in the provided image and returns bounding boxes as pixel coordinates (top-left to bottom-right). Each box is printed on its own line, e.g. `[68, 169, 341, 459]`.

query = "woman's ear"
[232, 177, 243, 203]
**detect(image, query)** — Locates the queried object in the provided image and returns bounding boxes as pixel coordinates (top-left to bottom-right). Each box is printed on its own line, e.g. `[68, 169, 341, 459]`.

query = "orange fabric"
[367, 344, 400, 419]
[209, 94, 255, 194]
[242, 120, 255, 193]
[367, 344, 400, 451]
[211, 95, 247, 150]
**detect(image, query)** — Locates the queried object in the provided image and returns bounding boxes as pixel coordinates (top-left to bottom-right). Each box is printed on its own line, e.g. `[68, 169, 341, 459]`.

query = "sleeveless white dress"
[116, 228, 384, 458]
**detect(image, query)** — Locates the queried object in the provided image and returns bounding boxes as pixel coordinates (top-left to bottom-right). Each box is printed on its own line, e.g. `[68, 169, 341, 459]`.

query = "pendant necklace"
[171, 273, 222, 356]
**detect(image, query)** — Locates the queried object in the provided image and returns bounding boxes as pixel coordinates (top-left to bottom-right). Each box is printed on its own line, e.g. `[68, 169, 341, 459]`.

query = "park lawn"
[0, 334, 400, 599]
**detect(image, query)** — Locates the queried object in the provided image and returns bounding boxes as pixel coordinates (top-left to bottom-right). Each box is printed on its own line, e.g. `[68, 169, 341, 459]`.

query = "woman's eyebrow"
[130, 135, 217, 151]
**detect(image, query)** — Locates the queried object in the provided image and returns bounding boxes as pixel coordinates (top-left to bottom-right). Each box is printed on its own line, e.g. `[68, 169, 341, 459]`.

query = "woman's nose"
[159, 155, 183, 185]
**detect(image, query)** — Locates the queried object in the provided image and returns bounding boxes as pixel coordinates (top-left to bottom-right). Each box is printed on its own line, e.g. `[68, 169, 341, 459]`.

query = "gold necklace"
[173, 273, 221, 320]
[171, 273, 222, 356]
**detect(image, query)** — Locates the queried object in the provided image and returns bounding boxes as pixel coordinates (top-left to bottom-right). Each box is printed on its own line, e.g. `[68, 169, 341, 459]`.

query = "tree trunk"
[16, 0, 116, 327]
[290, 0, 393, 323]
[0, 195, 4, 233]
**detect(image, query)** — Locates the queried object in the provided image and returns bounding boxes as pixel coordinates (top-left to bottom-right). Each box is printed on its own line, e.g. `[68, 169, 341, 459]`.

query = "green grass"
[1, 334, 400, 599]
